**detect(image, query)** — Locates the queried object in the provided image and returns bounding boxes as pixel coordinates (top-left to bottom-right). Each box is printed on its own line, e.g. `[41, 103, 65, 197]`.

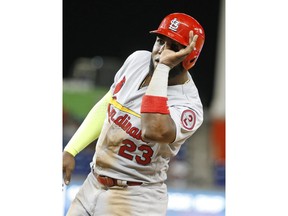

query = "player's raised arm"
[140, 31, 198, 144]
[140, 62, 176, 143]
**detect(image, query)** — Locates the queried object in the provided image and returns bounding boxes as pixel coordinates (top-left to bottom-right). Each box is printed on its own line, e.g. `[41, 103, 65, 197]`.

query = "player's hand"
[62, 151, 75, 185]
[159, 30, 198, 69]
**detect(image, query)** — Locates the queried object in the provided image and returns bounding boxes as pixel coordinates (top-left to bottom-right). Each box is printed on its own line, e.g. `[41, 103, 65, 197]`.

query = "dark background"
[63, 0, 222, 108]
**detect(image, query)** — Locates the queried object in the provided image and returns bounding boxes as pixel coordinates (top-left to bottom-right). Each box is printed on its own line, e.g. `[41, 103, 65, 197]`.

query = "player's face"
[150, 35, 185, 78]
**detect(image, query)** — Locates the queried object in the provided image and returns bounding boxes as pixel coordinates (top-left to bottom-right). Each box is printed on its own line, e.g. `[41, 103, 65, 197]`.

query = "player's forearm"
[140, 63, 176, 143]
[64, 91, 112, 156]
[141, 112, 176, 143]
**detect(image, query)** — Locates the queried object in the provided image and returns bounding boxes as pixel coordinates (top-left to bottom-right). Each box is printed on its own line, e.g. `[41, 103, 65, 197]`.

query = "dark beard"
[149, 58, 184, 79]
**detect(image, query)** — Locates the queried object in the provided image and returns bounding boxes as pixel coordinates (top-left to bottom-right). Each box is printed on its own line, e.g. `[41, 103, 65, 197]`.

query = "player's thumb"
[63, 151, 75, 185]
[64, 169, 71, 185]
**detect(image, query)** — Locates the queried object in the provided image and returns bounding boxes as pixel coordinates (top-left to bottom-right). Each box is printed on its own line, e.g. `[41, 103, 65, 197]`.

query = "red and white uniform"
[93, 50, 203, 183]
[67, 50, 203, 216]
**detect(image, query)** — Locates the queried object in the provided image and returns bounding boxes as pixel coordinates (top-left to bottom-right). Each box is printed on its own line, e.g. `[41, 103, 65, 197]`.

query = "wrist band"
[145, 63, 170, 97]
[141, 95, 170, 114]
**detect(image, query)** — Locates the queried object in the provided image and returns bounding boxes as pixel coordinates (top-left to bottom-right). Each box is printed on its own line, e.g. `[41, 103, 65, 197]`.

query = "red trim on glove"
[141, 95, 170, 114]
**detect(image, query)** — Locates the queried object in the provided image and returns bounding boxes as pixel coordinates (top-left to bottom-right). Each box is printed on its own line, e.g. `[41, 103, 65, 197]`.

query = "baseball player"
[63, 13, 205, 216]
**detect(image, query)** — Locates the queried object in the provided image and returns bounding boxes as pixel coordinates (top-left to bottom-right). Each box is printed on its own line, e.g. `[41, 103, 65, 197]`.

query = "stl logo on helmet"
[169, 18, 180, 32]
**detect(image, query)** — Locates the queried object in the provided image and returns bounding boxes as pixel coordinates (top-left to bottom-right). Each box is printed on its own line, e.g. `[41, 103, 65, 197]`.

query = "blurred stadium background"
[63, 0, 225, 215]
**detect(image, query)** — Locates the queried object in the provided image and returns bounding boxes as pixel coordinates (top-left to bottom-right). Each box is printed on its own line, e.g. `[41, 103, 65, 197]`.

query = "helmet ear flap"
[182, 55, 196, 71]
[182, 35, 205, 70]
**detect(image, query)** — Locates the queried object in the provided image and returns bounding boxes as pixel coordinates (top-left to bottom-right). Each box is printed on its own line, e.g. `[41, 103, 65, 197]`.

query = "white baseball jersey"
[93, 50, 203, 183]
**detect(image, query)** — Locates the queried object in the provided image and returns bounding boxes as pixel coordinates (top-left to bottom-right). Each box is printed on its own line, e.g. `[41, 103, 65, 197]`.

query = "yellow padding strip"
[110, 98, 141, 118]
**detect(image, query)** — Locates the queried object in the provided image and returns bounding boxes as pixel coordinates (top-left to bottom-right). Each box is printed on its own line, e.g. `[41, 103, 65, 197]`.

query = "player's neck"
[139, 73, 152, 89]
[139, 71, 189, 89]
[168, 71, 189, 86]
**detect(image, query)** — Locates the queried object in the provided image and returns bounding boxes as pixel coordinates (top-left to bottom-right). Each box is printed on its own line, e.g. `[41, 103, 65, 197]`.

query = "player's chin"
[150, 56, 159, 68]
[153, 59, 160, 69]
[154, 62, 159, 68]
[149, 58, 156, 73]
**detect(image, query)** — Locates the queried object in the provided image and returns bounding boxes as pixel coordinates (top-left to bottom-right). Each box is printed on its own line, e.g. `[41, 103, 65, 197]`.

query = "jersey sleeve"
[109, 51, 145, 94]
[109, 61, 128, 94]
[169, 103, 203, 144]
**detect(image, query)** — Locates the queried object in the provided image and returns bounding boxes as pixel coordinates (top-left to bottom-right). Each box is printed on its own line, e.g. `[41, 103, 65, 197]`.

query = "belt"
[94, 173, 143, 187]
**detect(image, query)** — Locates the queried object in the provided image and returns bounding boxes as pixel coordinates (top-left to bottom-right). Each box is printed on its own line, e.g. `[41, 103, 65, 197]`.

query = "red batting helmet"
[150, 13, 205, 70]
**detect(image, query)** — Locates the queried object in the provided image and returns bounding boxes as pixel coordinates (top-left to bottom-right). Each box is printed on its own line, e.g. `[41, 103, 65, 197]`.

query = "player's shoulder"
[120, 50, 151, 70]
[114, 50, 150, 81]
[169, 75, 200, 100]
[168, 75, 203, 114]
[131, 50, 151, 57]
[126, 50, 151, 62]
